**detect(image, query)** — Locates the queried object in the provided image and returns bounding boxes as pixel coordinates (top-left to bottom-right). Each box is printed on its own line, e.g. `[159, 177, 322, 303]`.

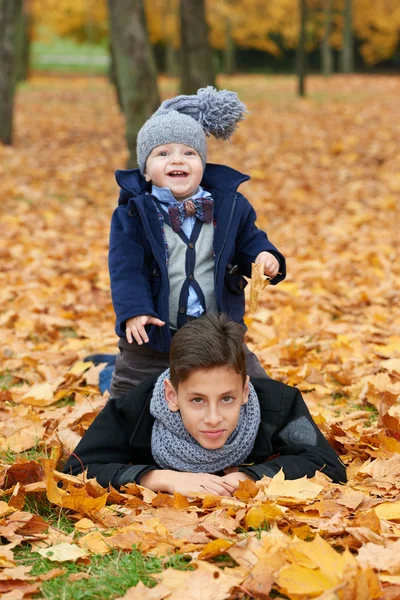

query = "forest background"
[0, 1, 400, 599]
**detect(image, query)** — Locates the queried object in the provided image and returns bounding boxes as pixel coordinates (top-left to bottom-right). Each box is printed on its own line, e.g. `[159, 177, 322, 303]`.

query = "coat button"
[188, 242, 194, 249]
[189, 274, 194, 281]
[239, 280, 244, 290]
[179, 307, 185, 314]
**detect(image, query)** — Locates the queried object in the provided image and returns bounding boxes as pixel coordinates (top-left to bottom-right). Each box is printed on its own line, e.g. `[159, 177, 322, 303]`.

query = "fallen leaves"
[1, 73, 400, 598]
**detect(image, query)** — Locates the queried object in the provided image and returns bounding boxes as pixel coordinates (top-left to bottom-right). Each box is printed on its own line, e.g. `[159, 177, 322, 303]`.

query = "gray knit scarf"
[150, 369, 261, 473]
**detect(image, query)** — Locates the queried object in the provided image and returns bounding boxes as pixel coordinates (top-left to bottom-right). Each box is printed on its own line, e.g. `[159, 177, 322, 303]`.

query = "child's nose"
[204, 408, 222, 426]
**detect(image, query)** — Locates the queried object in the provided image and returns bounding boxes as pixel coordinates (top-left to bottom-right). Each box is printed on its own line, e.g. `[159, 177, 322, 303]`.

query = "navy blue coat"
[109, 163, 286, 352]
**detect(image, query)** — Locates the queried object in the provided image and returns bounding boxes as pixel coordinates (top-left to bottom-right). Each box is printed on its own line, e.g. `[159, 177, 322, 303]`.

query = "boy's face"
[164, 367, 250, 450]
[144, 143, 204, 200]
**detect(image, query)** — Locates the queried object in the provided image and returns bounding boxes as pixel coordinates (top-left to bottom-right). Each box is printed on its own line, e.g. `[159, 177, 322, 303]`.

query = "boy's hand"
[255, 251, 280, 278]
[125, 315, 165, 345]
[140, 470, 236, 497]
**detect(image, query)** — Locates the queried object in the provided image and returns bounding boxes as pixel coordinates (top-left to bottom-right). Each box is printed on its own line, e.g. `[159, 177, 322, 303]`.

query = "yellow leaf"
[379, 574, 400, 584]
[290, 535, 351, 580]
[374, 501, 400, 521]
[245, 503, 284, 529]
[68, 360, 93, 376]
[37, 543, 87, 563]
[198, 538, 232, 559]
[78, 531, 111, 554]
[249, 262, 270, 314]
[74, 518, 97, 532]
[277, 563, 336, 596]
[266, 470, 323, 501]
[20, 383, 55, 407]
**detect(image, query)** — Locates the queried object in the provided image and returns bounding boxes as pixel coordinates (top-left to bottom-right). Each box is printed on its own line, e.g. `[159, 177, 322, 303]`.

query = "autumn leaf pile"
[0, 74, 400, 599]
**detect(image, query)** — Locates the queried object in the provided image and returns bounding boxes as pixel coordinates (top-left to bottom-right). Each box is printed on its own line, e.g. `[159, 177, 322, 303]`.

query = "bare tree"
[297, 0, 307, 97]
[0, 0, 23, 145]
[340, 0, 354, 72]
[224, 17, 236, 75]
[107, 0, 160, 167]
[321, 0, 333, 76]
[180, 0, 216, 95]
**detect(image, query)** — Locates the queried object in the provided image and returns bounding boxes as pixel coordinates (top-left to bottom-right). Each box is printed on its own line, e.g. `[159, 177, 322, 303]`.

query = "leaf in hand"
[249, 263, 271, 314]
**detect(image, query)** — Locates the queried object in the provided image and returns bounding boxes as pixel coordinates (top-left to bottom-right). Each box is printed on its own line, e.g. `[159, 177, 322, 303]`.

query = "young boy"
[64, 315, 346, 495]
[108, 86, 286, 397]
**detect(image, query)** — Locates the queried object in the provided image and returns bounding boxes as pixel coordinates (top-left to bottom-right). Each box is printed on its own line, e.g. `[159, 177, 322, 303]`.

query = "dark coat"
[64, 377, 346, 490]
[109, 164, 286, 352]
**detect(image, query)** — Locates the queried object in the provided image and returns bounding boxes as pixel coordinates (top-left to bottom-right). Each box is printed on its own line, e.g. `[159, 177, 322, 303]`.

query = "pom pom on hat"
[137, 87, 247, 174]
[157, 86, 247, 140]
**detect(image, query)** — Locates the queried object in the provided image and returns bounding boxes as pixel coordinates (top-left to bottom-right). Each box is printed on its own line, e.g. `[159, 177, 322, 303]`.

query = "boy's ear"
[242, 375, 250, 405]
[144, 170, 151, 182]
[164, 378, 179, 412]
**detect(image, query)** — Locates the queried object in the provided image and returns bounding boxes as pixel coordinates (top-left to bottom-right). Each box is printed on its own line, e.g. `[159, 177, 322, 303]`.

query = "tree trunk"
[321, 0, 333, 76]
[180, 0, 216, 95]
[166, 42, 180, 77]
[107, 0, 160, 167]
[340, 0, 354, 73]
[297, 0, 307, 97]
[224, 18, 235, 75]
[16, 9, 30, 82]
[0, 0, 23, 145]
[108, 40, 123, 111]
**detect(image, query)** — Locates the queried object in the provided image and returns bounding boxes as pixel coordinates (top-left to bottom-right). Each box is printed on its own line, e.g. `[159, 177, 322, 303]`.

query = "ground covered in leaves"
[0, 74, 400, 599]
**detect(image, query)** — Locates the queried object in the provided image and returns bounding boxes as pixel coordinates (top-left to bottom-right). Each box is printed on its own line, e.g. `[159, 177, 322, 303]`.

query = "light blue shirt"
[151, 185, 212, 317]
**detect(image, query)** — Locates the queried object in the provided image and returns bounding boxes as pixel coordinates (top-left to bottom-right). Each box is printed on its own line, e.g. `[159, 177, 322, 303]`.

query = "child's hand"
[125, 315, 165, 345]
[255, 251, 280, 278]
[140, 470, 236, 496]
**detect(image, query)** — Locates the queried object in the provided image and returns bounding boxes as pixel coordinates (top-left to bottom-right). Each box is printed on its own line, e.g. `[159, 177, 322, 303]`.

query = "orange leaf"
[233, 479, 259, 502]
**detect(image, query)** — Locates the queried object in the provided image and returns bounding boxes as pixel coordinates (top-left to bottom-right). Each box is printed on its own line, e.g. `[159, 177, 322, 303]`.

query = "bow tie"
[168, 197, 214, 233]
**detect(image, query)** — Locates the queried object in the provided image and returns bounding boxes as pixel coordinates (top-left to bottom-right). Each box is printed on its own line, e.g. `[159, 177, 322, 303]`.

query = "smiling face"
[164, 367, 250, 450]
[144, 143, 204, 200]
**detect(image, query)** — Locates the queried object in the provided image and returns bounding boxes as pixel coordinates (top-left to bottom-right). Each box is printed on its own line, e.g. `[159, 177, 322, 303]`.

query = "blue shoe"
[84, 354, 117, 367]
[99, 365, 114, 394]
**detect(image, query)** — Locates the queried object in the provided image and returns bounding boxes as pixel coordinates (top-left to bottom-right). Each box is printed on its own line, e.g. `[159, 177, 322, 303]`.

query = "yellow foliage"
[29, 0, 400, 64]
[354, 0, 400, 64]
[31, 0, 108, 43]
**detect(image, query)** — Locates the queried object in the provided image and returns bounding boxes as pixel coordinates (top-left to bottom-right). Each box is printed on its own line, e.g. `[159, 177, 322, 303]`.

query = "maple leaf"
[233, 478, 259, 502]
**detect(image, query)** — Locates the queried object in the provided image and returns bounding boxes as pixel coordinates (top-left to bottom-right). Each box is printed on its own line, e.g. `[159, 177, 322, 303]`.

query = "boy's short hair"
[169, 314, 246, 389]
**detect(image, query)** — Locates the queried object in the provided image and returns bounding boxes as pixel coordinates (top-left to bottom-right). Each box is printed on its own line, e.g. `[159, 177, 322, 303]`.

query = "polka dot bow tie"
[168, 197, 214, 233]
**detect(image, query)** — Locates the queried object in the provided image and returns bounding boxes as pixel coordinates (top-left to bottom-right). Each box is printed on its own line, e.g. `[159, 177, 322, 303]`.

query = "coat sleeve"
[109, 206, 159, 336]
[240, 385, 347, 484]
[63, 387, 157, 490]
[233, 193, 286, 283]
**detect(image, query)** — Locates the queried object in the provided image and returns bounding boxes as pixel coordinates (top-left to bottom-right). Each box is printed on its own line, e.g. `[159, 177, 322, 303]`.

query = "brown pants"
[110, 337, 269, 398]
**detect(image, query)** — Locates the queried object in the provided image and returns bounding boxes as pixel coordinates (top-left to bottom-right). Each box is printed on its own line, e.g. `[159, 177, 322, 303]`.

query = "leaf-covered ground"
[1, 74, 400, 599]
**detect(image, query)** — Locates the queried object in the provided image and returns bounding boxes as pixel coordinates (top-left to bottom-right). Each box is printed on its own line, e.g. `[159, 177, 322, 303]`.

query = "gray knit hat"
[137, 86, 247, 174]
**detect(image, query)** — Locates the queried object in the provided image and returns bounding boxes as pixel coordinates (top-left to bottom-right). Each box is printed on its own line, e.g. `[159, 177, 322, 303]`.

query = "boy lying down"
[64, 314, 346, 496]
